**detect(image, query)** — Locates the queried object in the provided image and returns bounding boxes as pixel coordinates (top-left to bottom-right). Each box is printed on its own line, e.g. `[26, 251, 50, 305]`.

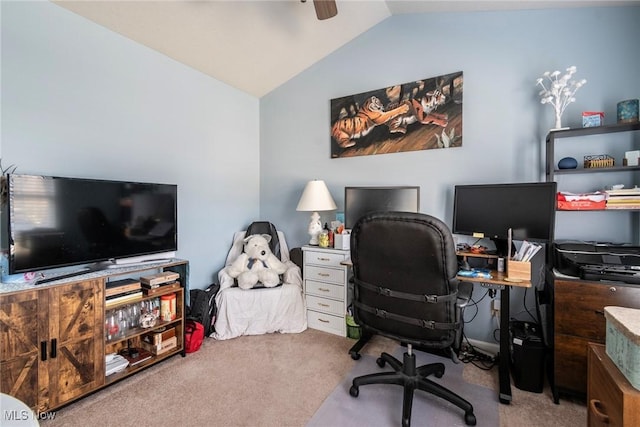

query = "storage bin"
[334, 233, 350, 250]
[605, 306, 640, 390]
[346, 315, 361, 339]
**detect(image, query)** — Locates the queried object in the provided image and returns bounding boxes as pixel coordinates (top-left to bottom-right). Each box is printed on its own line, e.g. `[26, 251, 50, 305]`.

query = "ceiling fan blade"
[313, 0, 338, 20]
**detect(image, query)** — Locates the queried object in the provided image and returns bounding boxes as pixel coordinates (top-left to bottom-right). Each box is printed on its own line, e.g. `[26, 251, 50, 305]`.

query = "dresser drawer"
[304, 250, 347, 268]
[305, 265, 345, 285]
[555, 333, 590, 393]
[588, 343, 640, 427]
[307, 310, 345, 336]
[306, 294, 344, 316]
[555, 280, 640, 341]
[306, 280, 344, 300]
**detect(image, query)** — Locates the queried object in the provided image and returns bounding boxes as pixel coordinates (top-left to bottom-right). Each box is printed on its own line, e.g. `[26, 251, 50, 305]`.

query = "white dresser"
[302, 246, 350, 337]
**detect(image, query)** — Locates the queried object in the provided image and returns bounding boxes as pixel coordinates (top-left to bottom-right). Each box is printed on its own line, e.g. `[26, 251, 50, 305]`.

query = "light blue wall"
[260, 7, 640, 343]
[1, 1, 261, 289]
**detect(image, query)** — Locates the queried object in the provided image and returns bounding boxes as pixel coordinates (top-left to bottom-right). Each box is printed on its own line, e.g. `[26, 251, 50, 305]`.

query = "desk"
[457, 270, 532, 405]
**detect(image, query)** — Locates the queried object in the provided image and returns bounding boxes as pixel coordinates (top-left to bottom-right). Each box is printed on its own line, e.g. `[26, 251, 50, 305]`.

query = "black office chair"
[348, 212, 476, 427]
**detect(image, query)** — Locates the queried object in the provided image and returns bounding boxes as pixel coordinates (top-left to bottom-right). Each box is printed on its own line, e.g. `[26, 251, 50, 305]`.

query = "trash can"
[510, 320, 546, 393]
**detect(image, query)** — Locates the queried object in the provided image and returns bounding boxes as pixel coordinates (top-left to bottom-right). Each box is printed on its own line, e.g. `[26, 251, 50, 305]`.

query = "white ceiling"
[53, 0, 639, 98]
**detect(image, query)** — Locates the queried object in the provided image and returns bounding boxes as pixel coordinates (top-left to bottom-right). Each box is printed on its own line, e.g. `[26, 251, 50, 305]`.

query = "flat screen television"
[7, 174, 178, 277]
[452, 182, 557, 256]
[344, 186, 420, 229]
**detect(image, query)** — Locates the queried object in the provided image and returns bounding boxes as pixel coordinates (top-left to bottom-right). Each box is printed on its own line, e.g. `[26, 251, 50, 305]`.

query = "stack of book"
[606, 187, 640, 209]
[105, 278, 143, 308]
[140, 271, 181, 296]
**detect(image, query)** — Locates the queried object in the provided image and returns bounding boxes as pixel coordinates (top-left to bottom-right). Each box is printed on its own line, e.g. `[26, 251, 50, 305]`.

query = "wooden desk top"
[457, 269, 532, 288]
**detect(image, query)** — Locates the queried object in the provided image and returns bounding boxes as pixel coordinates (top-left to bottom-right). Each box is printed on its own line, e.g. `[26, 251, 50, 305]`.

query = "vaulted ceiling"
[53, 1, 639, 97]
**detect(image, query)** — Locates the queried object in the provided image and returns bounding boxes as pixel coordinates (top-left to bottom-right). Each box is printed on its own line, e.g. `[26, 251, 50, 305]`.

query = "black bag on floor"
[187, 283, 220, 337]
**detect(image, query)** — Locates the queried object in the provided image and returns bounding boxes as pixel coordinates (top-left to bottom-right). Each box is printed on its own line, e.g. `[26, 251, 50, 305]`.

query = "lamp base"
[307, 211, 322, 246]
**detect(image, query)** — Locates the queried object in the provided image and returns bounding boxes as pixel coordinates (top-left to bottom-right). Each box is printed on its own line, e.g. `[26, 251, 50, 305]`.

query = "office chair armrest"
[456, 280, 473, 309]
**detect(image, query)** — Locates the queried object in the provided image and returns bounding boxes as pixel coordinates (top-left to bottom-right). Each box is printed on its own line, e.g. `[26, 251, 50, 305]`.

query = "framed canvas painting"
[330, 71, 463, 158]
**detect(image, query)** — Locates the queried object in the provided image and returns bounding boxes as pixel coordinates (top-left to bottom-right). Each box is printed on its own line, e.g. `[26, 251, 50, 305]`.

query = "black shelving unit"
[546, 122, 640, 183]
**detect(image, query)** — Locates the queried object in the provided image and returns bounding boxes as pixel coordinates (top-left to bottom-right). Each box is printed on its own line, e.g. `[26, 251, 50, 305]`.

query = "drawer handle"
[318, 288, 330, 292]
[608, 286, 617, 293]
[318, 318, 330, 323]
[317, 257, 331, 261]
[589, 399, 609, 424]
[318, 303, 330, 308]
[317, 273, 330, 277]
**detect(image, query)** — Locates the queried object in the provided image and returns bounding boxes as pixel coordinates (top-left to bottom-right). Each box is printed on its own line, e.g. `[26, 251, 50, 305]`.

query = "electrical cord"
[458, 331, 497, 370]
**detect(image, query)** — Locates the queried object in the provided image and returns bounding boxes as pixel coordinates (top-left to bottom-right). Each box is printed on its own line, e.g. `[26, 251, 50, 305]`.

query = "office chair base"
[349, 331, 373, 360]
[350, 351, 476, 426]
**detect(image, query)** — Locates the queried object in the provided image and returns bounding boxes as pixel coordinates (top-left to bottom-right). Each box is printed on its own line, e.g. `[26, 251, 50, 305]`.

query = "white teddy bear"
[226, 234, 288, 289]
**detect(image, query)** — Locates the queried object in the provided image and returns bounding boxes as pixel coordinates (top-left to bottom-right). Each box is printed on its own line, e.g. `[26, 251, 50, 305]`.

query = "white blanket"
[211, 230, 307, 340]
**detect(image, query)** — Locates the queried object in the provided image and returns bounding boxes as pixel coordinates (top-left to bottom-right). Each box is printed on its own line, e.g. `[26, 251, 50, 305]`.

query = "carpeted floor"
[40, 329, 585, 427]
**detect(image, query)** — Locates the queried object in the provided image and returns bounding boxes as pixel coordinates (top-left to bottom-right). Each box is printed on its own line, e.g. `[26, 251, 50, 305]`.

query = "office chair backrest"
[351, 211, 460, 349]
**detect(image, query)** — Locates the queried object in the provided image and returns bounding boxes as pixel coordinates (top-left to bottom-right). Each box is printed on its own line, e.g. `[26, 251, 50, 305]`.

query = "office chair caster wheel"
[376, 357, 385, 368]
[464, 411, 477, 426]
[350, 351, 361, 360]
[434, 368, 444, 378]
[349, 385, 359, 397]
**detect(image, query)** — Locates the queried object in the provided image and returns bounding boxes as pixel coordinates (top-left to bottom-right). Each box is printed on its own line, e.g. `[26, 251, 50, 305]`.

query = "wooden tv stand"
[0, 259, 188, 413]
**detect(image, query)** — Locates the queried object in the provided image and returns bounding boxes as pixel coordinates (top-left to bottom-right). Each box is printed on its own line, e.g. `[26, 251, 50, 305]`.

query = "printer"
[554, 241, 640, 284]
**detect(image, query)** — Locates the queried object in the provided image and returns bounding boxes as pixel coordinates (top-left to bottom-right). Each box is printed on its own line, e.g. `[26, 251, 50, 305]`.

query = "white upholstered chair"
[211, 222, 307, 340]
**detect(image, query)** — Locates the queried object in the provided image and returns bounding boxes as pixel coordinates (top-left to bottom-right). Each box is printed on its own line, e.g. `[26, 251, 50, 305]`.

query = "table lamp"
[296, 179, 337, 245]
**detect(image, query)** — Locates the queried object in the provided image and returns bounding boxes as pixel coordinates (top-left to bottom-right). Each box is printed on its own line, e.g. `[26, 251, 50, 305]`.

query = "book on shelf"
[606, 204, 640, 209]
[140, 271, 180, 287]
[143, 281, 181, 296]
[607, 197, 640, 205]
[119, 347, 153, 367]
[105, 290, 143, 307]
[105, 278, 141, 297]
[605, 188, 640, 196]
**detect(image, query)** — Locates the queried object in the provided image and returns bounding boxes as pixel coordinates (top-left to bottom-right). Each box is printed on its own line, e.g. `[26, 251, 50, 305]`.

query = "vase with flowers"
[536, 66, 587, 131]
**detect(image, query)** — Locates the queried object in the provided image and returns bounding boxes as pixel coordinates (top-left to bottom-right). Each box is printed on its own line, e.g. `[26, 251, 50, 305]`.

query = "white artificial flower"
[535, 66, 586, 129]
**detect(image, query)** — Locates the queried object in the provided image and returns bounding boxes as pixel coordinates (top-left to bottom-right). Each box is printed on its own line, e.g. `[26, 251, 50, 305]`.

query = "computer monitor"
[452, 182, 557, 256]
[344, 186, 420, 229]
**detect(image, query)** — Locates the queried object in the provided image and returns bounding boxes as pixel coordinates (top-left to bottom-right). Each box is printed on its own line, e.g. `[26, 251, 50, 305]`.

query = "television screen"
[8, 174, 177, 274]
[452, 182, 557, 253]
[344, 186, 420, 229]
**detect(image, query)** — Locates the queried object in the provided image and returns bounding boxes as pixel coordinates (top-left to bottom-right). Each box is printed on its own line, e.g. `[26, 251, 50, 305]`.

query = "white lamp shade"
[296, 180, 337, 212]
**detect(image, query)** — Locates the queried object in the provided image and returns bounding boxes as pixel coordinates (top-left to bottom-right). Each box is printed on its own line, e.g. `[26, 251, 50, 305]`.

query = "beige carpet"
[41, 329, 585, 427]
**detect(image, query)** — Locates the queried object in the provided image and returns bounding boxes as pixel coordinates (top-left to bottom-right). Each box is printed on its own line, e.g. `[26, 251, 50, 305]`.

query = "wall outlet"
[491, 299, 501, 316]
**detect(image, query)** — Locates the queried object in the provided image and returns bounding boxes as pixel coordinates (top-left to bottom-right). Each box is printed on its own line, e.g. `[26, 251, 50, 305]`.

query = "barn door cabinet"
[0, 259, 189, 413]
[0, 280, 104, 412]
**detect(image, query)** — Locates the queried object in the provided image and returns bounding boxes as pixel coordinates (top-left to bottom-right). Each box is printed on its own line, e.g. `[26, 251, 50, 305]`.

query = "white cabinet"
[302, 246, 350, 337]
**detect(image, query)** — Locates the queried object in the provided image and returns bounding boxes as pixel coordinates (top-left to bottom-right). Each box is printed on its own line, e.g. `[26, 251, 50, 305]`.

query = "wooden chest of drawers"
[588, 343, 640, 426]
[302, 246, 350, 336]
[553, 278, 640, 399]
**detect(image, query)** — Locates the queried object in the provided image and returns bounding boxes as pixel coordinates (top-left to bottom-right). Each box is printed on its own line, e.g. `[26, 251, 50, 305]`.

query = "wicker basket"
[584, 154, 615, 168]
